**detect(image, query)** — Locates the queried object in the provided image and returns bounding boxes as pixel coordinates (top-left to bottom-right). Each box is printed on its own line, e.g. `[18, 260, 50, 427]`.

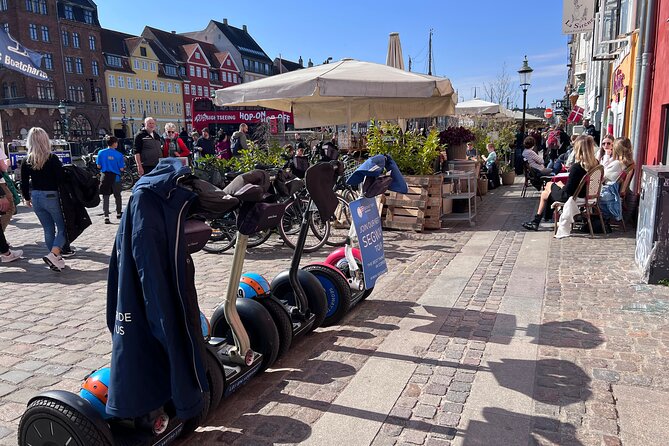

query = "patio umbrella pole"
[347, 101, 352, 151]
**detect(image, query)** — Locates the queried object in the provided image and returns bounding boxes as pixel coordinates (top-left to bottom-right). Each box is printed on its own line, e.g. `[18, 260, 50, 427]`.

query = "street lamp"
[57, 100, 69, 140]
[128, 117, 135, 135]
[517, 55, 533, 136]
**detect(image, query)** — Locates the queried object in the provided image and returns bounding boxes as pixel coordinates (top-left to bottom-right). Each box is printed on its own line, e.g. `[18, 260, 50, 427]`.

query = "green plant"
[499, 162, 514, 174]
[658, 279, 669, 287]
[366, 121, 441, 175]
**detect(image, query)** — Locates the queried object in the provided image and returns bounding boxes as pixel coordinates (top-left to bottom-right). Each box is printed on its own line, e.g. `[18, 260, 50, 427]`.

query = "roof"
[211, 20, 272, 62]
[62, 0, 97, 8]
[277, 58, 303, 73]
[100, 28, 135, 56]
[144, 26, 220, 68]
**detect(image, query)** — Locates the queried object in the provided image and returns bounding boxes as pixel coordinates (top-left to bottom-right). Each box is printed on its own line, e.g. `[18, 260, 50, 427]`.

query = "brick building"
[0, 0, 109, 143]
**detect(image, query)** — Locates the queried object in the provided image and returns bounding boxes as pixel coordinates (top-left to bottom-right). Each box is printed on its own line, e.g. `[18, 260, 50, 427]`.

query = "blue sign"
[349, 197, 387, 289]
[9, 150, 71, 170]
[0, 28, 48, 81]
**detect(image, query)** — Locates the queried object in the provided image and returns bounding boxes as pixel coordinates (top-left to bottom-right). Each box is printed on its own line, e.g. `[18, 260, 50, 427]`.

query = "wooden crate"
[383, 175, 443, 231]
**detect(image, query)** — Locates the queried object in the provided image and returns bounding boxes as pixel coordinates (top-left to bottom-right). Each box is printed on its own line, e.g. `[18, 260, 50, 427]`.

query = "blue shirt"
[97, 148, 125, 181]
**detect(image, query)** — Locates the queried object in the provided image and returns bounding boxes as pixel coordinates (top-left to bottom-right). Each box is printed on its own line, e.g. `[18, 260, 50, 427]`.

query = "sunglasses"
[167, 131, 175, 134]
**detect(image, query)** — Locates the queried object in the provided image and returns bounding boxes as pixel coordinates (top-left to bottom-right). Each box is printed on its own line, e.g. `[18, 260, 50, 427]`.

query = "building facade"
[0, 0, 109, 142]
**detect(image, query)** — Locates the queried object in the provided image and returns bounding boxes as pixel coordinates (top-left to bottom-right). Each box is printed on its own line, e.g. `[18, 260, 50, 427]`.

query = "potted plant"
[438, 126, 475, 160]
[500, 162, 516, 185]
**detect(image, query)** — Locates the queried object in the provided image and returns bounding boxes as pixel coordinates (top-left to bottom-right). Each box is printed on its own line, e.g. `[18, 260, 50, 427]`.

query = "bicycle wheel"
[247, 228, 272, 248]
[202, 213, 236, 254]
[325, 197, 352, 247]
[279, 200, 330, 253]
[121, 171, 137, 191]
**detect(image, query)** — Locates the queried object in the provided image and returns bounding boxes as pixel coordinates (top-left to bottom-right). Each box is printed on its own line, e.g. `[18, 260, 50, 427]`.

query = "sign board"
[544, 108, 553, 119]
[349, 197, 387, 289]
[192, 110, 293, 127]
[121, 106, 126, 115]
[553, 100, 565, 112]
[121, 117, 128, 124]
[7, 140, 71, 170]
[562, 0, 595, 34]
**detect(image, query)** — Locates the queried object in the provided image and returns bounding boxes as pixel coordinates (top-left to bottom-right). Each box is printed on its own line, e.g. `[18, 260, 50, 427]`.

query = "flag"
[0, 28, 49, 81]
[567, 105, 584, 124]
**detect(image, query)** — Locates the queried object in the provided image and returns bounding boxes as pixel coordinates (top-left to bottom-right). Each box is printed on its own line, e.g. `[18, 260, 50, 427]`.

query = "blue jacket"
[106, 158, 208, 420]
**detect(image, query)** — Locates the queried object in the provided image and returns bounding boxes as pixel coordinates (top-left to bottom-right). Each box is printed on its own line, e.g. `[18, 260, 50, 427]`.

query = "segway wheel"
[303, 264, 352, 327]
[271, 270, 328, 332]
[19, 397, 112, 446]
[337, 257, 374, 301]
[210, 299, 280, 372]
[205, 350, 225, 413]
[257, 297, 293, 359]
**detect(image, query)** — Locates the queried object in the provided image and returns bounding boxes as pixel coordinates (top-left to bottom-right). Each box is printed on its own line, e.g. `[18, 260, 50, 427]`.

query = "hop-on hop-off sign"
[349, 197, 388, 289]
[0, 28, 48, 81]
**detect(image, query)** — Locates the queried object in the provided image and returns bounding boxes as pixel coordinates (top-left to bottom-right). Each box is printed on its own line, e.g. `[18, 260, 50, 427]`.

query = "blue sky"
[97, 0, 569, 109]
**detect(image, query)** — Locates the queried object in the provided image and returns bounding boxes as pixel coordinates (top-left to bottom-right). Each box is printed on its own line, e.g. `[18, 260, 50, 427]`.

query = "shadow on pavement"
[529, 319, 604, 349]
[190, 413, 311, 445]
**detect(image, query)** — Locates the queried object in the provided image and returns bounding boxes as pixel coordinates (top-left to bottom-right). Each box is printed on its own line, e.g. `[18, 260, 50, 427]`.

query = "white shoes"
[0, 249, 23, 263]
[43, 251, 66, 272]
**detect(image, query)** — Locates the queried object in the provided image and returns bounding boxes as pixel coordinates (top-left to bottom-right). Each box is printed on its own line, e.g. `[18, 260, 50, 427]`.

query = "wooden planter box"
[384, 175, 442, 231]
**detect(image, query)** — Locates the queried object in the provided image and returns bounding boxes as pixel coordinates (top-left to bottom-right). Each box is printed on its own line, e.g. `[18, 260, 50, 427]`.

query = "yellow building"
[101, 28, 185, 139]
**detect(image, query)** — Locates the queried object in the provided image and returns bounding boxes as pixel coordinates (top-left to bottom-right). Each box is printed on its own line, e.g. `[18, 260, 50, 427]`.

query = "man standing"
[133, 117, 162, 176]
[231, 123, 249, 156]
[196, 128, 215, 158]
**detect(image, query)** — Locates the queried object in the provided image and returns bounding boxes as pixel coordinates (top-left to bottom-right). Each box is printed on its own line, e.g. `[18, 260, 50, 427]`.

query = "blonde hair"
[164, 122, 177, 132]
[613, 138, 634, 167]
[573, 135, 597, 171]
[25, 127, 52, 170]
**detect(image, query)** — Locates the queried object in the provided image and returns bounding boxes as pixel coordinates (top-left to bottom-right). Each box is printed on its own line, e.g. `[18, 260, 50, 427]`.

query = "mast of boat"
[428, 28, 433, 75]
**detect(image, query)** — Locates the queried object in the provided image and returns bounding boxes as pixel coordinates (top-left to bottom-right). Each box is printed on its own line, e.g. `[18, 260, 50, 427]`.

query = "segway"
[319, 155, 408, 326]
[18, 163, 280, 446]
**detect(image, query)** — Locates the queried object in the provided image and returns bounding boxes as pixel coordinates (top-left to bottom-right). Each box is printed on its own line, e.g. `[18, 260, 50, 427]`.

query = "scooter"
[18, 167, 281, 446]
[319, 155, 408, 326]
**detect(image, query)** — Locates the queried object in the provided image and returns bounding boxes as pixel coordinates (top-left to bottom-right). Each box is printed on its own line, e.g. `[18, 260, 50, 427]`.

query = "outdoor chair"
[552, 165, 607, 238]
[612, 163, 635, 232]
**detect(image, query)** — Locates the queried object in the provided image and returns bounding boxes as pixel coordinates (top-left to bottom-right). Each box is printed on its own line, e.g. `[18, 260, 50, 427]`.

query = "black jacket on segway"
[106, 158, 208, 420]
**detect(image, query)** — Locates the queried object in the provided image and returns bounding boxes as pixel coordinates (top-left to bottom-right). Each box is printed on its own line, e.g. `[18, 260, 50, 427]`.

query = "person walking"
[230, 123, 249, 156]
[162, 123, 190, 159]
[97, 135, 125, 224]
[20, 127, 67, 271]
[133, 117, 162, 176]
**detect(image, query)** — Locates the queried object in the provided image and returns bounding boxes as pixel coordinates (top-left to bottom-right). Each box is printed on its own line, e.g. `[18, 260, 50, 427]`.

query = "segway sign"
[349, 197, 387, 288]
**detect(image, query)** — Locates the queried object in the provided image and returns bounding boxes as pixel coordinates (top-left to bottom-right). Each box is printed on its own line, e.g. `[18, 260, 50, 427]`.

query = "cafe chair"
[613, 163, 635, 232]
[552, 165, 606, 238]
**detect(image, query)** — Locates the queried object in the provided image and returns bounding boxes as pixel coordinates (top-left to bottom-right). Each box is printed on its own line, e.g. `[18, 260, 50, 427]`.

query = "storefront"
[607, 34, 638, 139]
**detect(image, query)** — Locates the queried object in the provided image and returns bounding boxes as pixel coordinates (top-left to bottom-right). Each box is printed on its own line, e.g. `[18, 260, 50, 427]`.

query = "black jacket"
[58, 166, 95, 243]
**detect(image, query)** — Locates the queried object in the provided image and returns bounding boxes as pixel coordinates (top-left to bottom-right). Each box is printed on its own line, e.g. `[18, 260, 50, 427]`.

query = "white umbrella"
[455, 99, 506, 115]
[214, 58, 457, 130]
[386, 32, 407, 131]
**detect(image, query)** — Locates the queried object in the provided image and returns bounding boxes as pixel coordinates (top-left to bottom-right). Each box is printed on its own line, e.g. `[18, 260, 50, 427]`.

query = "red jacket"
[162, 137, 190, 158]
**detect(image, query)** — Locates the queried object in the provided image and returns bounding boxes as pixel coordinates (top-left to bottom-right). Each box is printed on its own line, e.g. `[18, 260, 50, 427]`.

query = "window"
[174, 84, 180, 94]
[106, 55, 122, 67]
[142, 61, 147, 71]
[37, 83, 55, 100]
[243, 58, 249, 69]
[64, 5, 73, 20]
[39, 0, 47, 14]
[72, 32, 79, 48]
[68, 85, 84, 102]
[65, 57, 73, 73]
[185, 103, 191, 117]
[61, 30, 68, 46]
[176, 103, 182, 115]
[91, 60, 99, 76]
[135, 78, 141, 90]
[140, 47, 147, 57]
[196, 67, 201, 78]
[179, 67, 186, 76]
[184, 84, 190, 95]
[195, 52, 200, 59]
[127, 77, 133, 89]
[118, 76, 124, 88]
[203, 68, 207, 78]
[167, 83, 172, 93]
[43, 53, 53, 70]
[75, 58, 83, 74]
[151, 80, 157, 91]
[153, 100, 159, 114]
[111, 97, 118, 113]
[95, 87, 102, 104]
[2, 23, 9, 33]
[133, 59, 140, 70]
[203, 86, 209, 98]
[159, 81, 164, 92]
[83, 10, 93, 24]
[138, 101, 144, 114]
[169, 103, 174, 115]
[189, 66, 195, 76]
[0, 0, 8, 11]
[227, 72, 231, 82]
[145, 99, 150, 113]
[210, 71, 219, 82]
[2, 82, 18, 98]
[29, 24, 38, 40]
[233, 73, 237, 83]
[41, 25, 49, 42]
[164, 65, 177, 76]
[144, 79, 149, 90]
[130, 99, 136, 114]
[161, 101, 166, 114]
[108, 74, 115, 87]
[120, 98, 127, 115]
[89, 35, 96, 50]
[197, 86, 202, 97]
[25, 0, 34, 12]
[150, 62, 156, 72]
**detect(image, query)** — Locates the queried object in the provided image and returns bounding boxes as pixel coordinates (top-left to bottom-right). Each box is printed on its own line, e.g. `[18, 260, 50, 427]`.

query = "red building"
[644, 1, 669, 165]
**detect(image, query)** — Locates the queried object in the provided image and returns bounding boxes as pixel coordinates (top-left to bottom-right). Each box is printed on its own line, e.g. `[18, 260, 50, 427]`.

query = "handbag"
[2, 172, 21, 205]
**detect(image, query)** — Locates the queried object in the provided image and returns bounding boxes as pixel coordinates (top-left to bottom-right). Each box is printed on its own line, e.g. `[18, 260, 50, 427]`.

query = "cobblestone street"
[0, 181, 668, 446]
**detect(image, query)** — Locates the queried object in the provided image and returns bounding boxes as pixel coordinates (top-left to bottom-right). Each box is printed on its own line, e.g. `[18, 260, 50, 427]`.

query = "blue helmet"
[79, 367, 111, 419]
[238, 272, 270, 298]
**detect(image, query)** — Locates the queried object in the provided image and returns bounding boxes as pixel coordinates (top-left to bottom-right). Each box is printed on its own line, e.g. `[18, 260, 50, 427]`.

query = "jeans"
[31, 190, 66, 251]
[103, 181, 122, 217]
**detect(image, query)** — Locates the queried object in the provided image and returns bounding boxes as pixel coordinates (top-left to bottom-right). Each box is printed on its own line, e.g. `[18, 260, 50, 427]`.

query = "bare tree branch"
[482, 63, 519, 109]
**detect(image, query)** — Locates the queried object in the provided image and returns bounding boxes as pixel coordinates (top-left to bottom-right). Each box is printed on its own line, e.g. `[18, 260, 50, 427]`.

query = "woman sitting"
[522, 135, 598, 231]
[596, 134, 615, 167]
[603, 137, 634, 184]
[522, 136, 552, 176]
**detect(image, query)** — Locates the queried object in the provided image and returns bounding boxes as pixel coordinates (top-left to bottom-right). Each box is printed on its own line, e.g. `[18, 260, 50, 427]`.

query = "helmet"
[238, 272, 271, 298]
[79, 367, 111, 419]
[200, 311, 211, 340]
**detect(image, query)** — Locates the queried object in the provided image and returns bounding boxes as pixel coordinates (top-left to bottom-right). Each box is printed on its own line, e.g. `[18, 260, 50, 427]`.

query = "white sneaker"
[0, 249, 23, 263]
[43, 252, 65, 271]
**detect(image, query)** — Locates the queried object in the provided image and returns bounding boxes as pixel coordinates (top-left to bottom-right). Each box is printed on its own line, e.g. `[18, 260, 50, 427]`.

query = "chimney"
[243, 25, 247, 32]
[308, 58, 313, 68]
[298, 56, 303, 67]
[223, 18, 228, 25]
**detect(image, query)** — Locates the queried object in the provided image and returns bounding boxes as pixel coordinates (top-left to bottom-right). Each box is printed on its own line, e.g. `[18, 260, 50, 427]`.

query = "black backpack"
[230, 134, 242, 156]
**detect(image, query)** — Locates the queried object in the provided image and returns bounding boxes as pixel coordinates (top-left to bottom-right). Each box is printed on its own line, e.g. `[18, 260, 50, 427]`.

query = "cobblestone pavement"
[0, 182, 667, 446]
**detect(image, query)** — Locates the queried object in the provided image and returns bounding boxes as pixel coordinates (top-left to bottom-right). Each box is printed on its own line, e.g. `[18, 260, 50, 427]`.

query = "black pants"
[103, 181, 122, 217]
[0, 224, 9, 253]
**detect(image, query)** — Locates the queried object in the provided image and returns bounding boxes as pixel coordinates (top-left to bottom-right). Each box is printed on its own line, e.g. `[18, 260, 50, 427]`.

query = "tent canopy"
[455, 99, 506, 115]
[214, 58, 457, 128]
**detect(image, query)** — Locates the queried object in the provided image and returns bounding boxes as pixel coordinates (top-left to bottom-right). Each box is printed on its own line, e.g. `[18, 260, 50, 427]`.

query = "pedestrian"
[162, 122, 190, 159]
[465, 142, 478, 160]
[133, 116, 162, 177]
[0, 144, 17, 231]
[196, 127, 215, 158]
[97, 135, 125, 224]
[215, 131, 231, 160]
[230, 123, 249, 156]
[20, 127, 67, 271]
[190, 131, 200, 160]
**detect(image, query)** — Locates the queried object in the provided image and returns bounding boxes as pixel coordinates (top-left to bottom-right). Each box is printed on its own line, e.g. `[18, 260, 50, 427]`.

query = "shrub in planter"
[500, 162, 516, 185]
[367, 121, 441, 176]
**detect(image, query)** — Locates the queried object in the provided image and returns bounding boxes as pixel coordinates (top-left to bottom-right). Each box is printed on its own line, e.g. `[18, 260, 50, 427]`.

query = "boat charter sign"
[0, 28, 48, 80]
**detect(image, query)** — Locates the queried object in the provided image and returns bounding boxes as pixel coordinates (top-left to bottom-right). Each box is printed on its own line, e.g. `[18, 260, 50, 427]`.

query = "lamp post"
[57, 100, 69, 140]
[517, 55, 533, 136]
[129, 117, 135, 136]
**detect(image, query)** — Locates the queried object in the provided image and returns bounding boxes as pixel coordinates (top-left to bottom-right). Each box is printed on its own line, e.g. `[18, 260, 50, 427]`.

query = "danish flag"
[567, 105, 585, 124]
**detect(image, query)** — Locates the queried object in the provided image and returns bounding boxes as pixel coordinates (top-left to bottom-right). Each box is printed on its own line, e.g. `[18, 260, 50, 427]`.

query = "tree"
[483, 63, 519, 109]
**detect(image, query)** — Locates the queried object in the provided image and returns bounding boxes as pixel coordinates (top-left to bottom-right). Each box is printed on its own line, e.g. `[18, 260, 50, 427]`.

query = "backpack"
[230, 132, 242, 156]
[64, 165, 100, 208]
[547, 131, 559, 150]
